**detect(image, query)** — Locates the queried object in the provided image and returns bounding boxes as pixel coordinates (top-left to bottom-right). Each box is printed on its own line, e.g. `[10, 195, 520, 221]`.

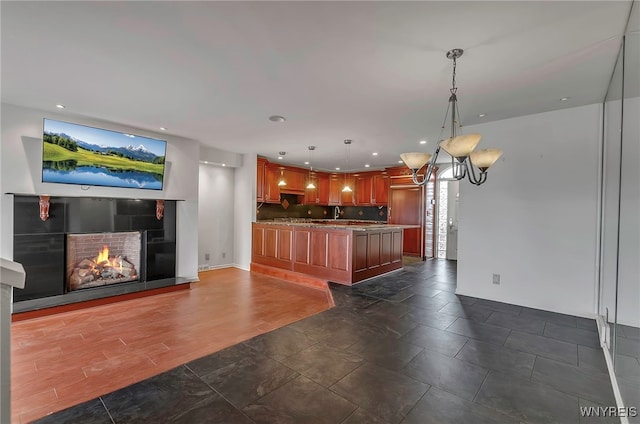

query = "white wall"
[456, 104, 602, 318]
[233, 153, 256, 270]
[198, 164, 235, 269]
[0, 103, 200, 281]
[616, 96, 639, 327]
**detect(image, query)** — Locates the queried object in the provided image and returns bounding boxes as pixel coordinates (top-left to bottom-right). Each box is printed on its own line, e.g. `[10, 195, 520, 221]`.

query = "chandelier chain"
[450, 56, 458, 94]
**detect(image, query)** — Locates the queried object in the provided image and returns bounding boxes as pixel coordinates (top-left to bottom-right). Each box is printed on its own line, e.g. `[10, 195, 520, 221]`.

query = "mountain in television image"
[42, 119, 167, 190]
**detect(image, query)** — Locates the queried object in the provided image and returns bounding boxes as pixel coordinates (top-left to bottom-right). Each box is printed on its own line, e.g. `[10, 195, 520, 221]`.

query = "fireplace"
[66, 231, 142, 291]
[13, 196, 178, 309]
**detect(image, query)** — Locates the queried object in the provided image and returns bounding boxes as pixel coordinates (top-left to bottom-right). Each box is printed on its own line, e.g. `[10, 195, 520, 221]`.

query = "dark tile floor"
[34, 260, 635, 424]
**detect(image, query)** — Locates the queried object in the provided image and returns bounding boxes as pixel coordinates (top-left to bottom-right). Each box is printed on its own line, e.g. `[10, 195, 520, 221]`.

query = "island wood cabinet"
[252, 222, 403, 285]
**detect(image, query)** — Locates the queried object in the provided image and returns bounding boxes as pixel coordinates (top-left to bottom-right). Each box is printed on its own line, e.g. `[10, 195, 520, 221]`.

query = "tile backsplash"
[256, 194, 387, 221]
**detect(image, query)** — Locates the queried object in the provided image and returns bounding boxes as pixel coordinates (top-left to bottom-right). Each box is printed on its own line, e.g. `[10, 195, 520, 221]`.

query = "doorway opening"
[436, 167, 459, 260]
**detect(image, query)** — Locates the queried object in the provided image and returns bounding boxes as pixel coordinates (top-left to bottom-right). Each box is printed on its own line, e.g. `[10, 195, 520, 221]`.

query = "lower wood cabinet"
[252, 222, 404, 285]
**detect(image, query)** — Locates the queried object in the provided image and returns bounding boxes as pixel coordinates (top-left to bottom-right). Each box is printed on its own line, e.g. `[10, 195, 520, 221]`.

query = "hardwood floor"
[10, 268, 333, 424]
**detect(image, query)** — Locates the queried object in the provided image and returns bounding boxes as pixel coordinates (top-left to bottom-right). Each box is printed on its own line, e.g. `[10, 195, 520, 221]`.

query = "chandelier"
[400, 48, 503, 186]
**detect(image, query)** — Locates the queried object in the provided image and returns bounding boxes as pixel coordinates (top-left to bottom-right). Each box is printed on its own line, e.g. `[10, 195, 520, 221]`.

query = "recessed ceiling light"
[419, 140, 427, 145]
[364, 164, 370, 168]
[372, 152, 378, 156]
[560, 97, 569, 101]
[269, 115, 286, 123]
[278, 156, 283, 160]
[203, 161, 209, 164]
[335, 167, 340, 171]
[398, 160, 403, 163]
[478, 113, 486, 117]
[222, 164, 226, 167]
[160, 127, 167, 131]
[304, 161, 309, 165]
[55, 104, 65, 109]
[278, 151, 286, 160]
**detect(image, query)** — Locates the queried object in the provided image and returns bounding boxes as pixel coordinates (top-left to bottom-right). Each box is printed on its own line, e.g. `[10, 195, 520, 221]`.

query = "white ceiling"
[1, 1, 632, 171]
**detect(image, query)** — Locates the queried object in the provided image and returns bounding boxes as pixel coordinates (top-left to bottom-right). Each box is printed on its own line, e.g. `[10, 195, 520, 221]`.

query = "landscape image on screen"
[42, 119, 167, 190]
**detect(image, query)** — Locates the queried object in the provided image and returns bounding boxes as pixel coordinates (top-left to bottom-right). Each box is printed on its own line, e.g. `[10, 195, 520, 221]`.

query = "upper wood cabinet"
[257, 158, 393, 206]
[303, 172, 318, 205]
[328, 174, 343, 205]
[302, 171, 330, 205]
[264, 164, 282, 203]
[256, 157, 267, 202]
[317, 173, 329, 205]
[354, 174, 373, 206]
[372, 173, 389, 205]
[281, 168, 306, 193]
[341, 174, 356, 206]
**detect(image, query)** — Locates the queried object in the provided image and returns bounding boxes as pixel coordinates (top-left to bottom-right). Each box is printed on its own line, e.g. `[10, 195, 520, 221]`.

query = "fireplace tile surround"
[11, 195, 179, 313]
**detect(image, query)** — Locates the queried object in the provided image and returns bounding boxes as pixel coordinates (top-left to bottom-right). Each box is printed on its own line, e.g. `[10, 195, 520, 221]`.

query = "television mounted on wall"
[42, 118, 167, 190]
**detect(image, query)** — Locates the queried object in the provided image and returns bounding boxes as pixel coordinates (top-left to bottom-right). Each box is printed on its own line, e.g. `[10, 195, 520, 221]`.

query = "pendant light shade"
[469, 148, 503, 171]
[400, 152, 432, 171]
[439, 133, 482, 159]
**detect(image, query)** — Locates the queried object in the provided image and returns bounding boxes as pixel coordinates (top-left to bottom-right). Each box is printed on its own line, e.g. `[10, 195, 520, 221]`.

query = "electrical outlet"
[492, 273, 500, 285]
[222, 252, 226, 259]
[205, 253, 210, 261]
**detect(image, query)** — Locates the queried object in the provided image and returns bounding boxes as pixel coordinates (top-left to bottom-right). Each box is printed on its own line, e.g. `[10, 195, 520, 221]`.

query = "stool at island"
[0, 258, 26, 424]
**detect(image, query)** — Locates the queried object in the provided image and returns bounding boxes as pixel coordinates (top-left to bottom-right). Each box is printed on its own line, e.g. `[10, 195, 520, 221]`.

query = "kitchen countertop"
[255, 220, 420, 231]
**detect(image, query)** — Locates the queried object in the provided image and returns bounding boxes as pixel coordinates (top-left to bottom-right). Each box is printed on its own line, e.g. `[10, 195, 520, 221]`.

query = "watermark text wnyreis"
[580, 406, 637, 418]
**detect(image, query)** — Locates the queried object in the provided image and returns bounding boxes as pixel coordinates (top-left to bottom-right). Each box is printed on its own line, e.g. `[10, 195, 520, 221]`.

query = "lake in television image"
[42, 119, 166, 190]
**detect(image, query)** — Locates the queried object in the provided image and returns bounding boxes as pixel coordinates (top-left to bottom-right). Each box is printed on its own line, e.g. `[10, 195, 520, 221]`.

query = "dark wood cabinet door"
[341, 175, 355, 205]
[283, 168, 305, 192]
[372, 174, 389, 205]
[355, 174, 373, 206]
[256, 158, 266, 202]
[303, 172, 318, 204]
[264, 165, 281, 203]
[317, 173, 330, 205]
[388, 186, 424, 257]
[328, 175, 342, 205]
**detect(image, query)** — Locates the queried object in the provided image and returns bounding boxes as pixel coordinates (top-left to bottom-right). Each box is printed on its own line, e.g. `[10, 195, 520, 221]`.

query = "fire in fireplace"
[66, 232, 141, 291]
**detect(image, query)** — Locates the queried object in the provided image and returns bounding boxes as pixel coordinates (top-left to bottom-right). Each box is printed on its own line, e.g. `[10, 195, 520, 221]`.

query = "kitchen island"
[251, 220, 410, 286]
